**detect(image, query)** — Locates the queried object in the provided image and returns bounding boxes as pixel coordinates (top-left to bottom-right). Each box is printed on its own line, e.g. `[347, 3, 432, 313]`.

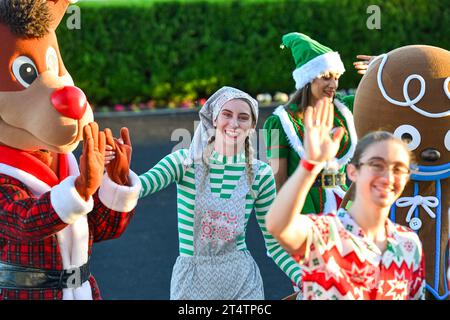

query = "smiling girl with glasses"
[266, 98, 425, 300]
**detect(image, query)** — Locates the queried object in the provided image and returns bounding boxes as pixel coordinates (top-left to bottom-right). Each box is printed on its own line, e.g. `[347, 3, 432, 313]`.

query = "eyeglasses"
[356, 159, 413, 177]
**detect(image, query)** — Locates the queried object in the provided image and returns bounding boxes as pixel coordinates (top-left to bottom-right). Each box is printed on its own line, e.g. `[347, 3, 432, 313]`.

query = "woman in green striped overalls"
[138, 87, 302, 299]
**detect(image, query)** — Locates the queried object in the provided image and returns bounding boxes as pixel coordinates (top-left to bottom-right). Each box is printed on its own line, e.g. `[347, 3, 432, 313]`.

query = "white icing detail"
[445, 130, 450, 151]
[396, 195, 439, 230]
[393, 124, 421, 151]
[444, 77, 450, 99]
[377, 54, 450, 118]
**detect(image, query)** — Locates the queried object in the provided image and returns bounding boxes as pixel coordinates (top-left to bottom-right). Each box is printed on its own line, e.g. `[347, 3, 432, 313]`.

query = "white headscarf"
[185, 86, 258, 165]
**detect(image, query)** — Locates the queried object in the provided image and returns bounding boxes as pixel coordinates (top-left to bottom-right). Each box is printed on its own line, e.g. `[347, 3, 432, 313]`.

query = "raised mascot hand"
[353, 54, 375, 75]
[104, 127, 132, 186]
[75, 122, 106, 201]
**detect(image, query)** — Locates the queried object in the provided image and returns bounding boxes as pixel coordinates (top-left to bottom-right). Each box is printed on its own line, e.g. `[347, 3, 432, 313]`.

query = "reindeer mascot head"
[352, 45, 450, 299]
[0, 0, 140, 300]
[0, 0, 93, 153]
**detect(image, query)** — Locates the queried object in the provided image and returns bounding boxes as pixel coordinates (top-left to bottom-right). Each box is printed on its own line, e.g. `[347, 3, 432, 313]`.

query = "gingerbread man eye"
[394, 125, 421, 151]
[445, 130, 450, 152]
[12, 56, 38, 88]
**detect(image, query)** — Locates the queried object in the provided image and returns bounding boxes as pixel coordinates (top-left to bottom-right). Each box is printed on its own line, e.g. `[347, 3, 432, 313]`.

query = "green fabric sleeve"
[138, 149, 187, 198]
[263, 115, 290, 159]
[254, 163, 302, 286]
[338, 94, 354, 113]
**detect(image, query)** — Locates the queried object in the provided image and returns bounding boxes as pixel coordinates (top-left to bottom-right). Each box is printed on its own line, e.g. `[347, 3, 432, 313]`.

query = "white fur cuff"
[99, 170, 141, 212]
[51, 176, 94, 224]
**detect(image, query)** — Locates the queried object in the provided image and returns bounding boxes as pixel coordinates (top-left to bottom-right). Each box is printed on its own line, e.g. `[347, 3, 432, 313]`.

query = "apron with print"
[170, 163, 264, 300]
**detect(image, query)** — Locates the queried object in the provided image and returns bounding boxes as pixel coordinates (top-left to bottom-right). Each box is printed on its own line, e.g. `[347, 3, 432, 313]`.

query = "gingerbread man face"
[354, 45, 450, 299]
[354, 45, 450, 170]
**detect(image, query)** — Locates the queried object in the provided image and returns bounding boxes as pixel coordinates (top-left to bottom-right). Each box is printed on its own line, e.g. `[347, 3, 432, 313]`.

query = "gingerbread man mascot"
[0, 0, 140, 300]
[346, 45, 450, 299]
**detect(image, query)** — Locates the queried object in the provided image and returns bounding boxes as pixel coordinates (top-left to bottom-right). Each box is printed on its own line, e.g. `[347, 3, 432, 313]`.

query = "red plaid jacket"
[0, 174, 135, 300]
[0, 148, 136, 300]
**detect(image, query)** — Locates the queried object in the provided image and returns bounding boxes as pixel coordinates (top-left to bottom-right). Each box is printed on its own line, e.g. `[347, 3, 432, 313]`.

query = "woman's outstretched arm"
[254, 163, 303, 286]
[139, 149, 188, 198]
[266, 98, 344, 254]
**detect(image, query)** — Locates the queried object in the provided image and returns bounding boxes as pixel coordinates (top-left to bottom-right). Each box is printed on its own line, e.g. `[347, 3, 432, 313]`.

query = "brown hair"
[283, 83, 311, 114]
[0, 0, 51, 38]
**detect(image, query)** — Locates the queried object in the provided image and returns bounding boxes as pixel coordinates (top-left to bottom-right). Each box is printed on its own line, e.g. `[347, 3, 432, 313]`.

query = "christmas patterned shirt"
[298, 208, 426, 300]
[139, 149, 302, 286]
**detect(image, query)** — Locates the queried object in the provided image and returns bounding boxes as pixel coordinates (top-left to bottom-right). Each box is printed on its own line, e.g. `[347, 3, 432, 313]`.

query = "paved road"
[88, 107, 294, 300]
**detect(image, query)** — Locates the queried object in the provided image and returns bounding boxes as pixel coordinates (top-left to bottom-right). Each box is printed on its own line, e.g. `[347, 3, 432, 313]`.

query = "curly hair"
[0, 0, 51, 38]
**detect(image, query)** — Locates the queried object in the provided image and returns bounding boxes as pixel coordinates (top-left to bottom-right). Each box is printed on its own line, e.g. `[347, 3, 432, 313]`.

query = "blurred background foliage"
[57, 0, 449, 108]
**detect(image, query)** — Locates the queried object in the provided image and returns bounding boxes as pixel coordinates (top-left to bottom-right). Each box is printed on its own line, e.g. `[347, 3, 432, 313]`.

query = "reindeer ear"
[45, 0, 78, 30]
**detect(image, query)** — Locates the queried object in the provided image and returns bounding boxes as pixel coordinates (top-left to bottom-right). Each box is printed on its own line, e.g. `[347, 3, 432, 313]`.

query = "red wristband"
[301, 159, 316, 172]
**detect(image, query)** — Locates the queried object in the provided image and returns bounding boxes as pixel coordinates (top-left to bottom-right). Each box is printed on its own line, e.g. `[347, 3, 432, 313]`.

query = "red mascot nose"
[51, 86, 87, 120]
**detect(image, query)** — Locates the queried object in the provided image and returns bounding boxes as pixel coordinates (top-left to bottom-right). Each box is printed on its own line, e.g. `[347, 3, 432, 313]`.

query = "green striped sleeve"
[254, 162, 302, 286]
[139, 149, 187, 198]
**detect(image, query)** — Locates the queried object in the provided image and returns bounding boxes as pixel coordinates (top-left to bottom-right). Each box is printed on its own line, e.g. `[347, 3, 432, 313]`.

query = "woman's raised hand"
[353, 54, 375, 75]
[303, 97, 344, 163]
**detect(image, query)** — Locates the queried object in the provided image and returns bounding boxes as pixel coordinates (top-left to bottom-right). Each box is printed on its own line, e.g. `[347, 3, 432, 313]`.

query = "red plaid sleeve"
[0, 174, 67, 241]
[87, 192, 135, 242]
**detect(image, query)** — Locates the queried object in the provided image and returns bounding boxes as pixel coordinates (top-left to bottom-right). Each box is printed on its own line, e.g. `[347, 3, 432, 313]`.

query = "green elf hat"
[281, 32, 346, 90]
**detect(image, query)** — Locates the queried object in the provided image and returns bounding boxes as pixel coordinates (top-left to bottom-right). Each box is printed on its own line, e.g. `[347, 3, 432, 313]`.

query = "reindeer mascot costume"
[345, 45, 450, 299]
[0, 0, 140, 299]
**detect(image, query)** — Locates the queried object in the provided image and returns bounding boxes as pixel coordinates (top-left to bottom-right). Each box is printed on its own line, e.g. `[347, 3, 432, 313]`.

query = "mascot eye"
[46, 47, 59, 76]
[394, 125, 421, 151]
[12, 56, 38, 88]
[445, 130, 450, 152]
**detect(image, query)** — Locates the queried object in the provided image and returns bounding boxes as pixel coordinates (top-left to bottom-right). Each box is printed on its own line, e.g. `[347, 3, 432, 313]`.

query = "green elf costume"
[264, 32, 357, 215]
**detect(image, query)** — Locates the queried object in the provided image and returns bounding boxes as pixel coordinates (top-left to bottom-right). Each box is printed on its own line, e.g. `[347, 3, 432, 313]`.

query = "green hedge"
[57, 0, 449, 107]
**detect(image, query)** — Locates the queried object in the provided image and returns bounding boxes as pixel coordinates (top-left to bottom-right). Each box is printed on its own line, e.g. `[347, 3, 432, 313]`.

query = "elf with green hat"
[263, 32, 370, 298]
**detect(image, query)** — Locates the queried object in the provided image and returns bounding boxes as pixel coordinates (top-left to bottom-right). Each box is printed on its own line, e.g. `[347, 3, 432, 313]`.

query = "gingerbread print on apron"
[170, 162, 264, 299]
